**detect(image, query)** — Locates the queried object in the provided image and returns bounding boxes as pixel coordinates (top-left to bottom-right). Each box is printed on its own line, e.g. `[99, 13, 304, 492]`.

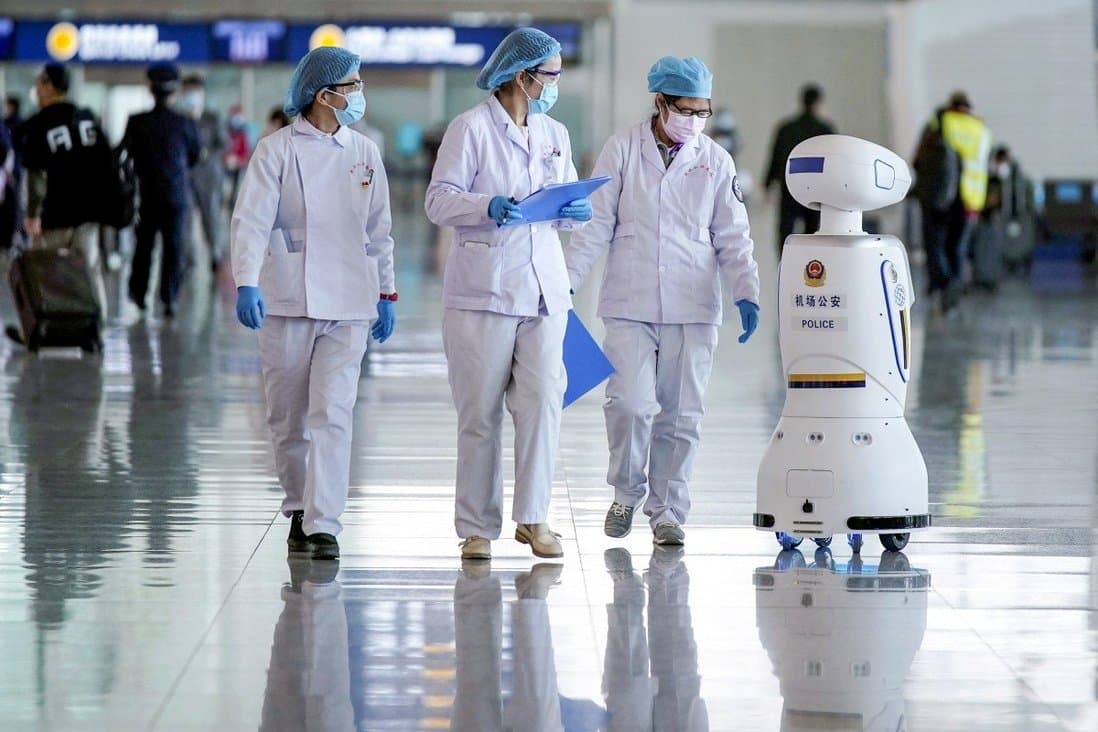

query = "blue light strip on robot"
[788, 156, 825, 174]
[879, 260, 907, 383]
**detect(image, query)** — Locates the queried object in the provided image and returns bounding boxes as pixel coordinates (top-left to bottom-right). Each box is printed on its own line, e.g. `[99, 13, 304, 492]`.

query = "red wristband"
[379, 293, 399, 302]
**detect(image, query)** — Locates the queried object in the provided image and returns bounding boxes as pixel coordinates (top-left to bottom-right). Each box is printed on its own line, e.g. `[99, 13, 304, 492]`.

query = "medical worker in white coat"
[232, 47, 397, 561]
[565, 57, 760, 546]
[425, 28, 592, 562]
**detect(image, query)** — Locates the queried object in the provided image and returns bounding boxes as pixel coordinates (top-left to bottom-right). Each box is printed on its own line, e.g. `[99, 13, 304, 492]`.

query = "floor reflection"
[602, 547, 707, 732]
[261, 559, 352, 731]
[755, 551, 929, 731]
[453, 562, 593, 732]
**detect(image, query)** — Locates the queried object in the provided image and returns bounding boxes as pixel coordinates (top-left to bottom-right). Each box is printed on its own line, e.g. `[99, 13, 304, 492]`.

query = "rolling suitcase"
[9, 247, 102, 353]
[969, 220, 1003, 291]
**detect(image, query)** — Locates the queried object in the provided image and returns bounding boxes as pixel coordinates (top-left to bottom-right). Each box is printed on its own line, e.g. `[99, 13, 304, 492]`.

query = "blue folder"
[563, 310, 615, 408]
[501, 176, 613, 228]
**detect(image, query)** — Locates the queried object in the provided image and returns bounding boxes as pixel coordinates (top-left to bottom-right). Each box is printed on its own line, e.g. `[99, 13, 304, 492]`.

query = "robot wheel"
[812, 536, 833, 548]
[847, 533, 864, 554]
[880, 533, 911, 552]
[775, 532, 803, 550]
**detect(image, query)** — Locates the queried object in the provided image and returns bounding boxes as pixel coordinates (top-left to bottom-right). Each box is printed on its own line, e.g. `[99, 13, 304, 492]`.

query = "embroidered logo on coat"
[350, 162, 374, 188]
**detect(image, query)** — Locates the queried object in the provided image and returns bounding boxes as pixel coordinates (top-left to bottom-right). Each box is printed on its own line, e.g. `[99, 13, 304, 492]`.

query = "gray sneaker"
[652, 522, 685, 546]
[604, 502, 636, 538]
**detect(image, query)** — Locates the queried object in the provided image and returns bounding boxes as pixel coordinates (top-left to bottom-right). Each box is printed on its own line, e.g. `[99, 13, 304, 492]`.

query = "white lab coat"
[565, 120, 759, 324]
[232, 118, 395, 321]
[426, 96, 579, 540]
[231, 117, 396, 537]
[425, 95, 578, 317]
[566, 120, 761, 529]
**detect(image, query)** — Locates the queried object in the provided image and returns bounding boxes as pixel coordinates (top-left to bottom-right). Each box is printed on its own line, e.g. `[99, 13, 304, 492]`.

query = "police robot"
[755, 135, 930, 554]
[755, 554, 930, 732]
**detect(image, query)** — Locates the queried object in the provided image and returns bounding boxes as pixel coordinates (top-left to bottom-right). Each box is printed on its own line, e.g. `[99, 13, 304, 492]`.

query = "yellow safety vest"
[940, 110, 992, 212]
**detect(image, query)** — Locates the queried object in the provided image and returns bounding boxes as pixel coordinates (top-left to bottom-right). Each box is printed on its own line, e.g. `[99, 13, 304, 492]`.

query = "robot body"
[756, 136, 930, 552]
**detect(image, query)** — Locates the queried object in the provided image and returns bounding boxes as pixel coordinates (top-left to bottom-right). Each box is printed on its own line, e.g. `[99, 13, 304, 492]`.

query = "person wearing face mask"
[231, 46, 397, 561]
[565, 56, 760, 547]
[425, 27, 591, 562]
[179, 75, 228, 274]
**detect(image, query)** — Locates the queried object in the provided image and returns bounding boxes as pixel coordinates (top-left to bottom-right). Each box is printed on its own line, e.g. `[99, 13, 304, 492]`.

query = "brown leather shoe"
[460, 536, 491, 561]
[514, 523, 564, 559]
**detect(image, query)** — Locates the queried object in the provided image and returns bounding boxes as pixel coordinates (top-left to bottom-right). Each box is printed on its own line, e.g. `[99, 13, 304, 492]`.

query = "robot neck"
[817, 205, 864, 235]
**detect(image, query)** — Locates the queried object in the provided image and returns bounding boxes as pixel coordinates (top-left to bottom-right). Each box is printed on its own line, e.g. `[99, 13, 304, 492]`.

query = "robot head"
[784, 134, 911, 214]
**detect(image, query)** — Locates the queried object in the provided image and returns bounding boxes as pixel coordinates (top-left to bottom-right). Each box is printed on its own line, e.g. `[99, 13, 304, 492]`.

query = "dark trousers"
[778, 193, 820, 251]
[130, 201, 187, 308]
[921, 199, 972, 295]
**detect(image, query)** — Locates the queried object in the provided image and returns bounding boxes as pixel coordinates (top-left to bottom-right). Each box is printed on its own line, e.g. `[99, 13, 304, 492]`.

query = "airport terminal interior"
[0, 0, 1096, 730]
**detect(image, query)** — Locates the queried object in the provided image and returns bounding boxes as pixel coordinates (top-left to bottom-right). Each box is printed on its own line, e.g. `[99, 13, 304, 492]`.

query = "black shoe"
[287, 511, 311, 553]
[309, 533, 340, 561]
[5, 325, 24, 346]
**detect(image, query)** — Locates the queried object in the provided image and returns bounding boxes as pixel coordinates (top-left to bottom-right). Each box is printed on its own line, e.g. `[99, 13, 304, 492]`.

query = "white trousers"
[443, 308, 567, 539]
[259, 316, 370, 536]
[603, 319, 719, 528]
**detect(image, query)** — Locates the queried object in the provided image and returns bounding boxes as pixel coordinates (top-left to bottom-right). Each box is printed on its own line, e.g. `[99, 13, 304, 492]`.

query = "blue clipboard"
[501, 176, 613, 227]
[563, 310, 615, 408]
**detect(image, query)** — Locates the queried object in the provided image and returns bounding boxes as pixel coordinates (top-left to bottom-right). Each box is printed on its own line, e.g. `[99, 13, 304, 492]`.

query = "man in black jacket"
[122, 62, 201, 317]
[14, 63, 112, 317]
[765, 84, 835, 251]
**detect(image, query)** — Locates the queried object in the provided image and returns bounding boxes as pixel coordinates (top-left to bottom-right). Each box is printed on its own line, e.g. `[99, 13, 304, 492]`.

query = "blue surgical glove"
[236, 286, 266, 330]
[735, 299, 759, 343]
[559, 197, 593, 222]
[488, 196, 523, 226]
[372, 300, 395, 343]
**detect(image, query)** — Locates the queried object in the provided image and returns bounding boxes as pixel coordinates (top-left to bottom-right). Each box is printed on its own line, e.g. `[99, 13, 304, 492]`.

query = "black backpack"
[911, 113, 960, 212]
[100, 145, 136, 229]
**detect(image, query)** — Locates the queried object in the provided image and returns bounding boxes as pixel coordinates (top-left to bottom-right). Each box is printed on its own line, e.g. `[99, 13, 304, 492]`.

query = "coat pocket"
[448, 240, 504, 299]
[602, 221, 637, 303]
[283, 227, 306, 253]
[260, 249, 305, 307]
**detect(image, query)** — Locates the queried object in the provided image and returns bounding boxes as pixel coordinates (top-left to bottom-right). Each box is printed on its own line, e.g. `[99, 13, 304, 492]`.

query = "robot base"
[755, 416, 930, 552]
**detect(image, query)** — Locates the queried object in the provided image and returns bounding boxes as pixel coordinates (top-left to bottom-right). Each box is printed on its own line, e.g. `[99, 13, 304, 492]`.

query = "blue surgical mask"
[523, 78, 558, 116]
[325, 90, 366, 126]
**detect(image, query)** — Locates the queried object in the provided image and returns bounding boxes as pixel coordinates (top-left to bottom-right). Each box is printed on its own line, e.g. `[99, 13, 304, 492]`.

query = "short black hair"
[147, 62, 181, 97]
[801, 84, 823, 109]
[948, 90, 971, 110]
[41, 63, 71, 93]
[182, 75, 205, 88]
[4, 95, 19, 115]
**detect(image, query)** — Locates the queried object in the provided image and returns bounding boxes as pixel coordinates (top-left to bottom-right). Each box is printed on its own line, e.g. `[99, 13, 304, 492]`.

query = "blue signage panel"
[212, 20, 286, 64]
[14, 20, 213, 64]
[0, 19, 14, 61]
[5, 19, 581, 67]
[284, 23, 513, 68]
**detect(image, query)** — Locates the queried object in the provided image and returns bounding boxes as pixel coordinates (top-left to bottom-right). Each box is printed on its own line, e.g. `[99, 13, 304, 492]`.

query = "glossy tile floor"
[0, 195, 1095, 731]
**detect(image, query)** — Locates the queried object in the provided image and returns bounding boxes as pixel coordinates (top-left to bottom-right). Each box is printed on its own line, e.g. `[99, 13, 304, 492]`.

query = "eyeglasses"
[525, 68, 562, 88]
[327, 79, 364, 93]
[665, 98, 713, 119]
